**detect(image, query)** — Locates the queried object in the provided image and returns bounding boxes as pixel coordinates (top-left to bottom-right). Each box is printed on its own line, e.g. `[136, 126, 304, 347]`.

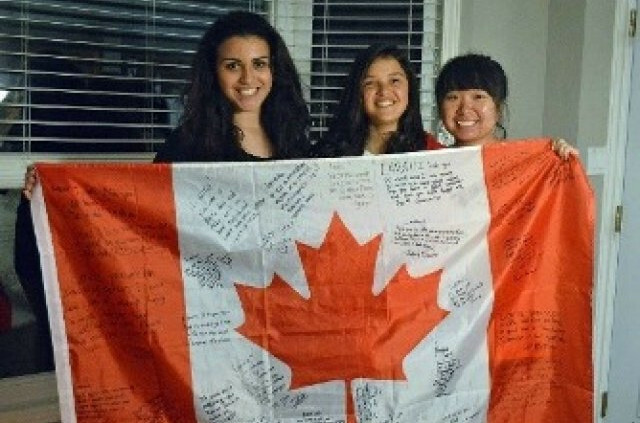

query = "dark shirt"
[154, 128, 273, 163]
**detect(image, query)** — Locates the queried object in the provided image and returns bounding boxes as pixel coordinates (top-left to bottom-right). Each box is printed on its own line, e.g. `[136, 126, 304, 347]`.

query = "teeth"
[376, 100, 393, 107]
[457, 120, 476, 127]
[239, 88, 257, 96]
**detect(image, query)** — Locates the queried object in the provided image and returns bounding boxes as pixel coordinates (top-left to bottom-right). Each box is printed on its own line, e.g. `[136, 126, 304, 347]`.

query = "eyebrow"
[364, 71, 406, 79]
[220, 55, 270, 62]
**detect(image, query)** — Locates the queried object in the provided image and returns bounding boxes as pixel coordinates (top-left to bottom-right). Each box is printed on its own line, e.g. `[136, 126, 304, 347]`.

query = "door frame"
[595, 0, 636, 421]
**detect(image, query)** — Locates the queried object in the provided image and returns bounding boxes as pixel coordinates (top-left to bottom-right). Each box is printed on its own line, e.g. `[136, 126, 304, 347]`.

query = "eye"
[362, 80, 375, 89]
[444, 93, 458, 101]
[223, 61, 239, 71]
[471, 90, 492, 100]
[253, 59, 270, 69]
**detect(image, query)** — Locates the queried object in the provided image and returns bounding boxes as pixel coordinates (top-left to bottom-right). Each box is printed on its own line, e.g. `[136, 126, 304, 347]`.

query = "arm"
[22, 164, 37, 200]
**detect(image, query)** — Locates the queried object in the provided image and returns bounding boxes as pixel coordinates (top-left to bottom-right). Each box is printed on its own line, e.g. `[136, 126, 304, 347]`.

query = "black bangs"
[435, 53, 508, 107]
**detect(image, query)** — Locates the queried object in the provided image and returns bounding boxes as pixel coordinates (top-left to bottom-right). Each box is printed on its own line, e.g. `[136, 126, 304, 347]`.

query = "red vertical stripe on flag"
[38, 163, 196, 423]
[483, 140, 593, 422]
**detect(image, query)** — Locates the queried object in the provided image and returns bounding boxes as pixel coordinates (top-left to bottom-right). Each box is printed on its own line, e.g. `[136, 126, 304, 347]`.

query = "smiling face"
[361, 57, 409, 133]
[216, 35, 272, 114]
[440, 88, 500, 146]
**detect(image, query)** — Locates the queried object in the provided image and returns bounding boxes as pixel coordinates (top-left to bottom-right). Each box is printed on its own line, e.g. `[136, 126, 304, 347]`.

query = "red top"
[425, 132, 445, 150]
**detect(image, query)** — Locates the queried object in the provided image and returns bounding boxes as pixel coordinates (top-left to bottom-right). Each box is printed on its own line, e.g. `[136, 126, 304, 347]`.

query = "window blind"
[0, 0, 448, 187]
[0, 0, 267, 154]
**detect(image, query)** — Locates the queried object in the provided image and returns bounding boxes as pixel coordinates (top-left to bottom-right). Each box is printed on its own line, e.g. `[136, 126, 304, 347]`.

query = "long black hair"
[318, 44, 424, 157]
[178, 11, 311, 161]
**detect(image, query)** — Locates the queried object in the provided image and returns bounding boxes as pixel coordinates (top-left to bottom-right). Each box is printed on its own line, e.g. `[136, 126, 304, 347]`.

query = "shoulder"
[153, 128, 191, 163]
[424, 132, 445, 150]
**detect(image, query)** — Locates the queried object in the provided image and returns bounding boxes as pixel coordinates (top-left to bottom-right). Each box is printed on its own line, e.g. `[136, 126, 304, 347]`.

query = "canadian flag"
[32, 139, 593, 423]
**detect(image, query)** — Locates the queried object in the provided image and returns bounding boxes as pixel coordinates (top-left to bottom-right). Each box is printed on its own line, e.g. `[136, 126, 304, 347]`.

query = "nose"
[240, 65, 254, 83]
[376, 82, 389, 96]
[456, 94, 470, 112]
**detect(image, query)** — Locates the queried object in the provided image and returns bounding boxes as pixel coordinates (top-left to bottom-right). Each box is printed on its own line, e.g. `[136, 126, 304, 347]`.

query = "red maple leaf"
[235, 213, 448, 423]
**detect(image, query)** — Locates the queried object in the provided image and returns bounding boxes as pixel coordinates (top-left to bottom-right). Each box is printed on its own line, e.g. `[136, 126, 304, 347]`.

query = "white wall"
[457, 0, 615, 151]
[577, 2, 615, 149]
[542, 0, 614, 153]
[458, 0, 549, 139]
[543, 1, 585, 143]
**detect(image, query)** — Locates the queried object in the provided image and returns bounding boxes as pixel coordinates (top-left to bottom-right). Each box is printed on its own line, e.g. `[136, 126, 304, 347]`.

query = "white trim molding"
[595, 0, 636, 421]
[440, 0, 461, 64]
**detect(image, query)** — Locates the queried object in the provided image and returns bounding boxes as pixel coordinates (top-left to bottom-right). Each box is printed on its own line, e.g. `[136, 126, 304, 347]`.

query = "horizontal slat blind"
[270, 0, 443, 137]
[0, 0, 267, 153]
[0, 0, 443, 156]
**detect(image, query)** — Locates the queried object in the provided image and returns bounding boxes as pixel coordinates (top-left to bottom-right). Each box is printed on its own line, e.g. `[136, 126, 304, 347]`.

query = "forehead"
[217, 35, 270, 59]
[365, 57, 406, 77]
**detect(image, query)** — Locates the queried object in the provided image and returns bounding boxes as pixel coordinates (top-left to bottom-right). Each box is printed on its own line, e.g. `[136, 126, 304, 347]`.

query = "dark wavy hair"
[318, 44, 425, 157]
[178, 11, 311, 160]
[435, 53, 508, 136]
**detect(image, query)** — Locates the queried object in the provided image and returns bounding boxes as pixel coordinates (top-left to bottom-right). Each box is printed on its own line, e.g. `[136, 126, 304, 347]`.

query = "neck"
[233, 112, 273, 158]
[365, 124, 396, 154]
